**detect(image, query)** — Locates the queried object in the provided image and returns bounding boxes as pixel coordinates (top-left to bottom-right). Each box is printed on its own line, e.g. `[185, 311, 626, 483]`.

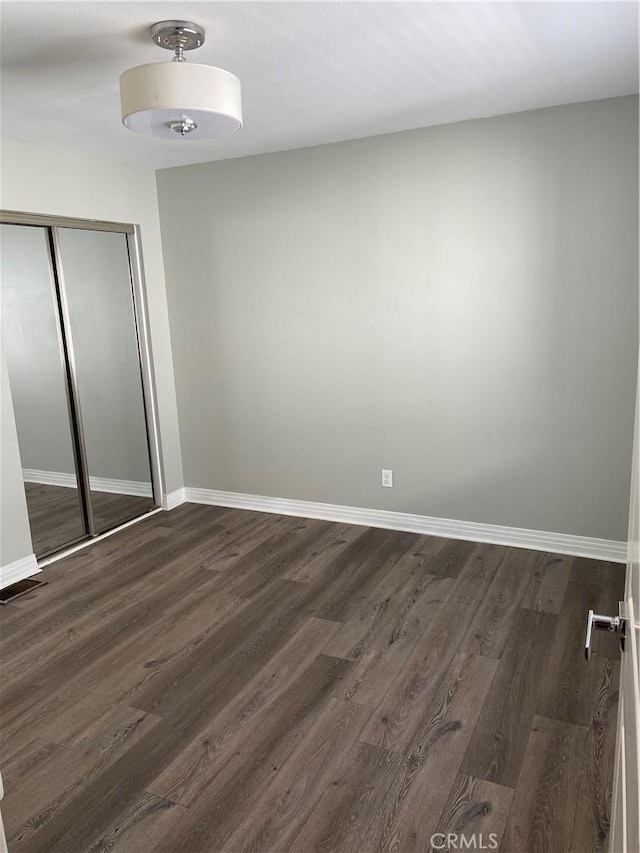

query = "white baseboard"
[0, 554, 40, 591]
[89, 476, 153, 498]
[182, 487, 627, 563]
[163, 488, 186, 511]
[22, 469, 153, 498]
[22, 469, 75, 489]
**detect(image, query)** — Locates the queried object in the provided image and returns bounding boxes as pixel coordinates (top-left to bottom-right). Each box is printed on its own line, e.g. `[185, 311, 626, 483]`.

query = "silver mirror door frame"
[1, 210, 165, 544]
[126, 225, 164, 507]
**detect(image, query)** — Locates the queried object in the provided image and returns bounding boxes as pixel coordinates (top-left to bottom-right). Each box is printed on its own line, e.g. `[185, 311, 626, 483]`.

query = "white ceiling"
[1, 1, 638, 170]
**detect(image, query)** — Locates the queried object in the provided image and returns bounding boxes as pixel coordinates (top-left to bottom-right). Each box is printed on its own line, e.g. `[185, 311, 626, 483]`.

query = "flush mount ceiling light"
[119, 20, 242, 140]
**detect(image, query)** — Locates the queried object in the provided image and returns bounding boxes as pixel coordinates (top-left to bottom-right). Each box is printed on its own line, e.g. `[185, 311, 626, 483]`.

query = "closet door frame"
[1, 209, 164, 544]
[47, 225, 96, 541]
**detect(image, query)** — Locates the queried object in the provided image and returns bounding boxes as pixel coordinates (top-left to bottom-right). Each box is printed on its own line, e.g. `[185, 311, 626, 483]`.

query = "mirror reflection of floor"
[23, 482, 155, 557]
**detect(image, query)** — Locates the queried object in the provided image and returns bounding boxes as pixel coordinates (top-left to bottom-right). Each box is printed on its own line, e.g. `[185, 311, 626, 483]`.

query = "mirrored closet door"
[0, 214, 159, 558]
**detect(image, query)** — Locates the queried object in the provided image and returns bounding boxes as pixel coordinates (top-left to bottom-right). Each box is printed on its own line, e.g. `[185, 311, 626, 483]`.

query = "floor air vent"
[0, 578, 46, 604]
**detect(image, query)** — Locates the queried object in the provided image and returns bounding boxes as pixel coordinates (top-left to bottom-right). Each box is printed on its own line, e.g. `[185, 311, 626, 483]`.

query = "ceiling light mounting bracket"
[150, 21, 206, 62]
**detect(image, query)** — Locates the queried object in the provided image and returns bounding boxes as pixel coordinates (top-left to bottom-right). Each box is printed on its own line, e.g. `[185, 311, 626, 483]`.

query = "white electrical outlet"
[381, 469, 393, 488]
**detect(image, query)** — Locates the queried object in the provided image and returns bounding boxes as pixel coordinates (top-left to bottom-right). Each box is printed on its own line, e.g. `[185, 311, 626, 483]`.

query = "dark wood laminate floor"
[0, 504, 625, 853]
[24, 482, 155, 556]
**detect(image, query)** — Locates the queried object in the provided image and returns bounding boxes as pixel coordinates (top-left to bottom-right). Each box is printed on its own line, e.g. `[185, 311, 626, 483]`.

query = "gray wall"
[158, 96, 638, 541]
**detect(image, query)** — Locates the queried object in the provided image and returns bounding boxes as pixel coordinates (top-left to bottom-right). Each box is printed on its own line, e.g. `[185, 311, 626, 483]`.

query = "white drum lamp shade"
[120, 61, 242, 139]
[119, 21, 242, 140]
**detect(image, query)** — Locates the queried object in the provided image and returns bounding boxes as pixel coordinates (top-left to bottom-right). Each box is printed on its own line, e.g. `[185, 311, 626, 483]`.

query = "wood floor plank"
[460, 546, 534, 658]
[64, 703, 162, 756]
[429, 773, 513, 853]
[5, 705, 160, 851]
[359, 544, 504, 753]
[414, 537, 478, 578]
[0, 510, 230, 662]
[31, 576, 239, 747]
[324, 534, 445, 662]
[359, 652, 499, 852]
[0, 719, 47, 766]
[129, 577, 311, 718]
[279, 522, 369, 584]
[461, 607, 557, 787]
[0, 564, 235, 739]
[336, 575, 454, 708]
[222, 698, 370, 852]
[0, 505, 623, 853]
[196, 516, 331, 595]
[288, 741, 404, 853]
[520, 551, 572, 614]
[0, 524, 172, 650]
[304, 528, 420, 623]
[146, 503, 236, 536]
[570, 657, 620, 853]
[228, 519, 356, 599]
[2, 738, 83, 843]
[78, 654, 353, 853]
[570, 556, 626, 590]
[499, 715, 586, 853]
[1, 551, 221, 687]
[84, 792, 187, 853]
[372, 531, 447, 580]
[191, 512, 309, 573]
[536, 580, 621, 727]
[146, 616, 342, 805]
